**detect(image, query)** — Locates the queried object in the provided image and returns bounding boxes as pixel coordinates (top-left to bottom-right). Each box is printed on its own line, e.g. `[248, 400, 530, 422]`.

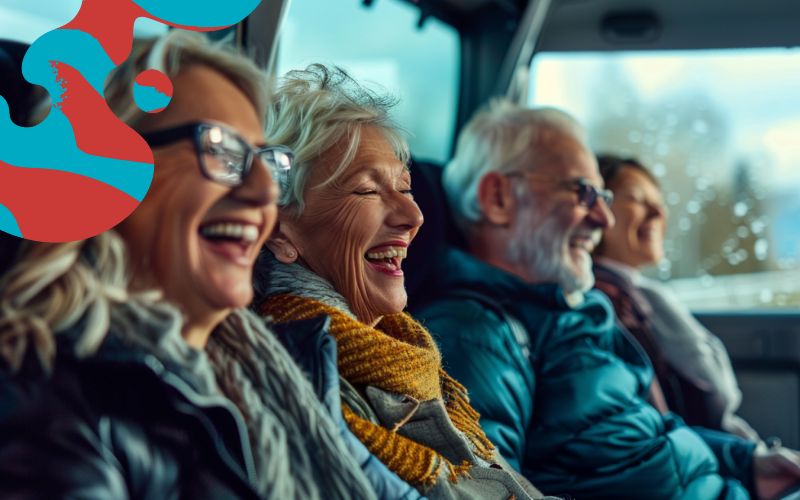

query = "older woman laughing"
[0, 33, 376, 499]
[255, 65, 546, 499]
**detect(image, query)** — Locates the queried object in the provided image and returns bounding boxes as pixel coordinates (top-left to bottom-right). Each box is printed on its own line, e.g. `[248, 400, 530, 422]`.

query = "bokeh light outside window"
[529, 49, 800, 310]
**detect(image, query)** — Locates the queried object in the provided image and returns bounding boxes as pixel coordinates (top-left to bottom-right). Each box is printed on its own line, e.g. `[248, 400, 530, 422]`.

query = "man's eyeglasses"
[141, 121, 294, 189]
[506, 172, 614, 209]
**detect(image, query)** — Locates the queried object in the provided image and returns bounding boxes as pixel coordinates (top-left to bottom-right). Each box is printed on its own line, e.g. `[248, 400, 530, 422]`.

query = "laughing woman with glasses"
[0, 31, 379, 499]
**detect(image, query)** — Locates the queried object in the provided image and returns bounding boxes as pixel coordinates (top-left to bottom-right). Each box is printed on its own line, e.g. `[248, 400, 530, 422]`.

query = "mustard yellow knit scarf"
[259, 293, 495, 488]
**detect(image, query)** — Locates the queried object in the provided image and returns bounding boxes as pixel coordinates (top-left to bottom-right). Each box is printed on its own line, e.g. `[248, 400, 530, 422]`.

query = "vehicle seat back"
[405, 159, 466, 310]
[0, 39, 40, 126]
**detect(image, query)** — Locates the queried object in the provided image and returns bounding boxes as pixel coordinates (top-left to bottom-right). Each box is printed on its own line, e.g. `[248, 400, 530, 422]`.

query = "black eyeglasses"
[141, 121, 294, 189]
[569, 177, 614, 208]
[506, 172, 614, 209]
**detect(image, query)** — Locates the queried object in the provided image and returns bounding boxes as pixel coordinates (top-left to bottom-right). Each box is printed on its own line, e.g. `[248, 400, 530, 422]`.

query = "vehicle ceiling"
[404, 0, 800, 51]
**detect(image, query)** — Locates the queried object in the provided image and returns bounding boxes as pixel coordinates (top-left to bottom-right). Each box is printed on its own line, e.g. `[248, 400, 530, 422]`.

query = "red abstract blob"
[63, 0, 149, 65]
[0, 160, 139, 242]
[136, 69, 174, 97]
[56, 62, 152, 164]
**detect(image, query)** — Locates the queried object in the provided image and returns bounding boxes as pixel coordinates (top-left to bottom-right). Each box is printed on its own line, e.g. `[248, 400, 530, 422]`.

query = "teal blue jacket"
[412, 247, 754, 499]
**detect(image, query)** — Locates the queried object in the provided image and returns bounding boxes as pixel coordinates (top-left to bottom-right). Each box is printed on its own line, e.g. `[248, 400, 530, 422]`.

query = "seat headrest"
[404, 159, 465, 310]
[0, 39, 39, 126]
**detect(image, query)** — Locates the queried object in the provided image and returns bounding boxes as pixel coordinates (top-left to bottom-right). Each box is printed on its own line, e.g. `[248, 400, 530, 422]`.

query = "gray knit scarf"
[108, 298, 376, 500]
[253, 250, 355, 316]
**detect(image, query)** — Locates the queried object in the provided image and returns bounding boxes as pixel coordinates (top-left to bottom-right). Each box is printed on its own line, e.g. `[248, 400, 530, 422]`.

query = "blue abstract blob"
[132, 0, 262, 28]
[0, 111, 153, 201]
[133, 82, 171, 113]
[0, 27, 152, 202]
[23, 30, 114, 100]
[0, 203, 22, 238]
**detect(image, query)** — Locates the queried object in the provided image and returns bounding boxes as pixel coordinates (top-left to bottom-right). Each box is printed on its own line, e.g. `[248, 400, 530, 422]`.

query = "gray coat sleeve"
[638, 278, 743, 418]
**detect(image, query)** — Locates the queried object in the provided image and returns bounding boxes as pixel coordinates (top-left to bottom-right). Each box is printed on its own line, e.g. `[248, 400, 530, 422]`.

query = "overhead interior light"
[601, 10, 661, 44]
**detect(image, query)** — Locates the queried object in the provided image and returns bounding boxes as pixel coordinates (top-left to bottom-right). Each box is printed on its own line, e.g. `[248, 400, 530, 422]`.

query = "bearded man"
[411, 101, 800, 499]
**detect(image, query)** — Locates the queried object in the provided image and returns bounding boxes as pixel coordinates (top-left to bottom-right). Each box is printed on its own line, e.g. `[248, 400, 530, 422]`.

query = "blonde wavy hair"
[1, 31, 266, 375]
[0, 232, 135, 373]
[264, 64, 409, 214]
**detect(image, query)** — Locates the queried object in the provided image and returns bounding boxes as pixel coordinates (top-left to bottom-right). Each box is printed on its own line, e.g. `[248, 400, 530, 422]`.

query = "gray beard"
[506, 199, 595, 295]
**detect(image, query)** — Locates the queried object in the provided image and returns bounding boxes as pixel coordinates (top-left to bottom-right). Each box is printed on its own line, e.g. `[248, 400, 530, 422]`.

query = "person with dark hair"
[593, 154, 757, 438]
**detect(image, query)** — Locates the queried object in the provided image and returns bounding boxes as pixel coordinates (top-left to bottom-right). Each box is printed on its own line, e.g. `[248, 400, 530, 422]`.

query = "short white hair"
[443, 99, 587, 233]
[264, 64, 409, 214]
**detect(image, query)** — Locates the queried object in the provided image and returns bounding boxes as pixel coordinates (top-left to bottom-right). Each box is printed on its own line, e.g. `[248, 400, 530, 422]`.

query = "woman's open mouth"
[365, 245, 407, 277]
[199, 221, 261, 266]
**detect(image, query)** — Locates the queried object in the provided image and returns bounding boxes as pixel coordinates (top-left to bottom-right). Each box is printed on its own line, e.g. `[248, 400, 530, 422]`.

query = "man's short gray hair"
[443, 99, 587, 233]
[264, 64, 409, 214]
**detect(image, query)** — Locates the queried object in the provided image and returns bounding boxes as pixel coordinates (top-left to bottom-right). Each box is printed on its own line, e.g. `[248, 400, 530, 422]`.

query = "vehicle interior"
[2, 0, 799, 449]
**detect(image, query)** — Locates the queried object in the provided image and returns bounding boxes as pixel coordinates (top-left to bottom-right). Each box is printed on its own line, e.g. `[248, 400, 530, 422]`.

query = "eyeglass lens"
[257, 147, 293, 192]
[575, 181, 613, 208]
[199, 125, 293, 187]
[200, 125, 248, 185]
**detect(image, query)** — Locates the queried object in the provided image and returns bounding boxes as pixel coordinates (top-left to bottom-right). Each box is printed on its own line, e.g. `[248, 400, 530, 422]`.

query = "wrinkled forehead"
[314, 125, 408, 186]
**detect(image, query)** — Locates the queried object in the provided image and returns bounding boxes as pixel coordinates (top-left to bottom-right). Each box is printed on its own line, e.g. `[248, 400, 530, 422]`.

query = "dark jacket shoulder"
[0, 318, 260, 500]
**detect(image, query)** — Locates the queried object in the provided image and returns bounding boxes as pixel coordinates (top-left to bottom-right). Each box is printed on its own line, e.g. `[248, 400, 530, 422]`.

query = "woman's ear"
[265, 221, 300, 264]
[477, 171, 516, 226]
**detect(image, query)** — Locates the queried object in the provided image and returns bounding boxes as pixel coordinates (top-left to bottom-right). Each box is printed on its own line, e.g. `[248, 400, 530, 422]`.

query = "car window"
[276, 0, 460, 164]
[529, 49, 800, 310]
[0, 0, 167, 44]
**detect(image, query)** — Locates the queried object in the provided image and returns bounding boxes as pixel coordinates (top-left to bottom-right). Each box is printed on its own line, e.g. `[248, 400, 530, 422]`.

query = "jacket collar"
[255, 252, 356, 319]
[50, 303, 258, 487]
[55, 300, 220, 397]
[271, 315, 341, 416]
[436, 246, 573, 310]
[594, 257, 642, 285]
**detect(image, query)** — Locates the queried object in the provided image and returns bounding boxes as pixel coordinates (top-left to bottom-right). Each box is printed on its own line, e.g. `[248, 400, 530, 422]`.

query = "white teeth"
[200, 222, 260, 243]
[366, 246, 408, 260]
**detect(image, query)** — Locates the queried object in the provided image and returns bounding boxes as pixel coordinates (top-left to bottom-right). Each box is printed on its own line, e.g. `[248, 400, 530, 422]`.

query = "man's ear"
[477, 171, 516, 226]
[265, 221, 300, 264]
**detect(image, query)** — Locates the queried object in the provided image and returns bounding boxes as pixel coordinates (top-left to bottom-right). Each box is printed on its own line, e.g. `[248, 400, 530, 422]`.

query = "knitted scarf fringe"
[261, 294, 495, 487]
[343, 405, 474, 487]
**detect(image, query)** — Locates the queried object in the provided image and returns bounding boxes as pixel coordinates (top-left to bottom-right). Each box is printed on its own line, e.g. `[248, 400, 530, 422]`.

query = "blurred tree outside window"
[529, 49, 800, 310]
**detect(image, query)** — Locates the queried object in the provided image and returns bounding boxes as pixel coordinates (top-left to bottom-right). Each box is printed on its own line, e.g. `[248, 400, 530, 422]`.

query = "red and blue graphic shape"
[134, 70, 174, 114]
[0, 0, 262, 242]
